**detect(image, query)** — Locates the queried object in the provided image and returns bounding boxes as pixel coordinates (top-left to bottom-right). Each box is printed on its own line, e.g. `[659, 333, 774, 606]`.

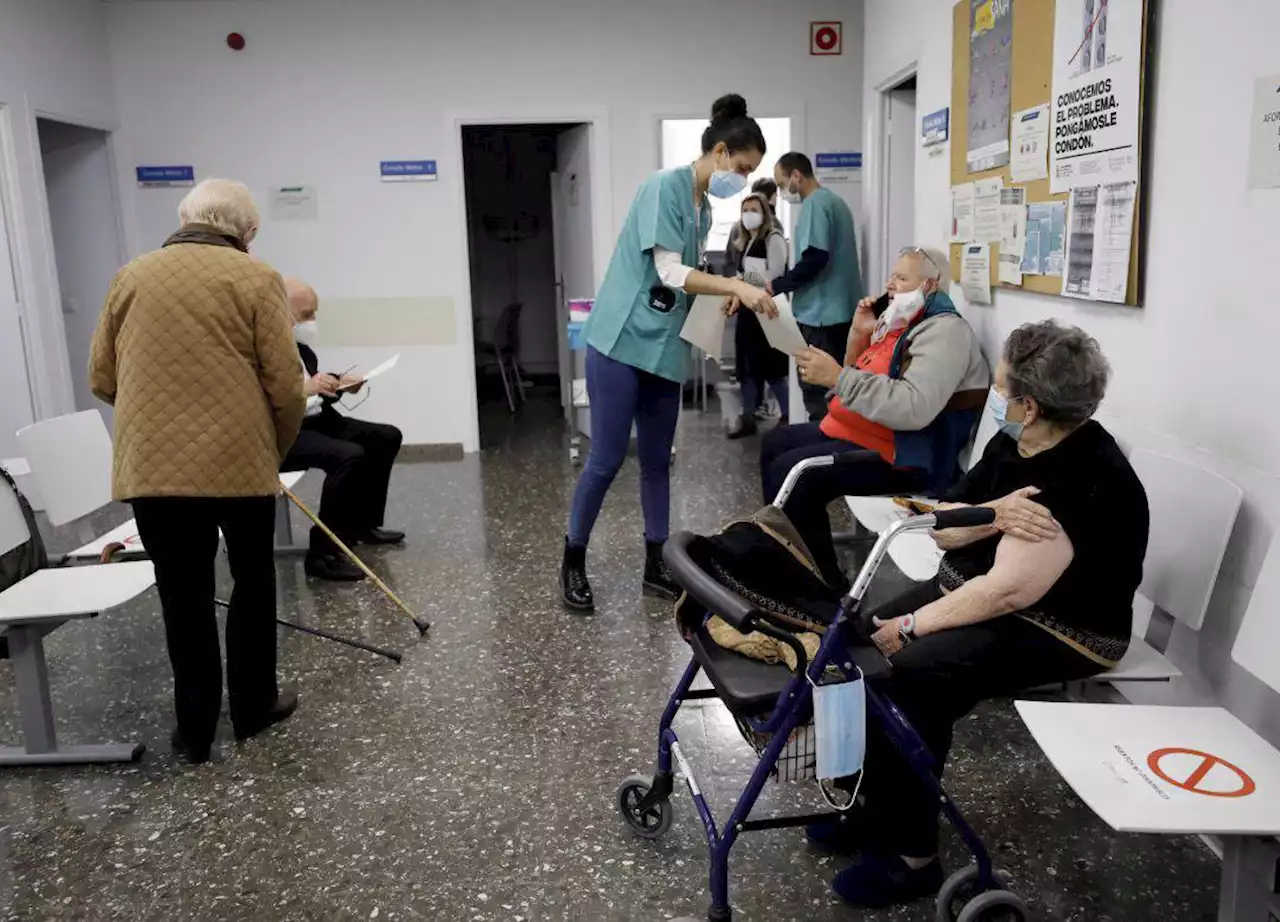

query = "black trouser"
[797, 320, 852, 421]
[857, 583, 1104, 857]
[132, 496, 279, 750]
[761, 423, 924, 587]
[282, 413, 403, 555]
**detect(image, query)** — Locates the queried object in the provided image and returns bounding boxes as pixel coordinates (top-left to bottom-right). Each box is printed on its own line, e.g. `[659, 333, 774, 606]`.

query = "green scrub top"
[584, 167, 710, 383]
[791, 185, 864, 328]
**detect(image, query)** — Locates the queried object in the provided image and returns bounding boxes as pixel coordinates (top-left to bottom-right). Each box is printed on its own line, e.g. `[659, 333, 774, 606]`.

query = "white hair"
[909, 246, 951, 283]
[177, 179, 260, 240]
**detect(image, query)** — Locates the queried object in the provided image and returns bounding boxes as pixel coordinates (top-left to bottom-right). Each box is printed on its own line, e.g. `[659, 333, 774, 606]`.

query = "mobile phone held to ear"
[871, 291, 890, 318]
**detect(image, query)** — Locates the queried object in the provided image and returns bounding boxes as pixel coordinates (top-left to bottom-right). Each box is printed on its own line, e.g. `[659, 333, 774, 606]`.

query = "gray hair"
[903, 246, 950, 283]
[177, 179, 259, 241]
[1003, 320, 1110, 425]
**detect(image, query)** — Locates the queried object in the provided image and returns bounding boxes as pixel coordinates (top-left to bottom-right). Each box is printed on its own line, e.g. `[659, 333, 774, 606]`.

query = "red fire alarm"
[226, 32, 246, 51]
[810, 21, 842, 56]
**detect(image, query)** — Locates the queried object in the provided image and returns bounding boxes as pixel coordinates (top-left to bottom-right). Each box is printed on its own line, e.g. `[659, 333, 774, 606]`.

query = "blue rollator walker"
[615, 456, 1033, 922]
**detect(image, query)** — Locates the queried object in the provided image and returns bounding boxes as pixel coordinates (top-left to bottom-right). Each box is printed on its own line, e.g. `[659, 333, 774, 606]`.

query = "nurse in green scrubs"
[561, 94, 776, 613]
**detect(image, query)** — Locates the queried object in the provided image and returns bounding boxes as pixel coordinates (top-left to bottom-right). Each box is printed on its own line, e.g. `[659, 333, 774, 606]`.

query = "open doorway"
[871, 72, 918, 288]
[461, 123, 593, 446]
[37, 118, 124, 423]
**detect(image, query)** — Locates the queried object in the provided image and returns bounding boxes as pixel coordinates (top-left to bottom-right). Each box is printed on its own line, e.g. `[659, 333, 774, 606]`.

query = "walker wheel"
[936, 864, 1013, 922]
[616, 774, 673, 840]
[955, 889, 1031, 922]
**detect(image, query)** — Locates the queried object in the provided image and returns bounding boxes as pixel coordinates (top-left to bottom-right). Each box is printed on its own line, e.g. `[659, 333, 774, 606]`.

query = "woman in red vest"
[760, 246, 989, 587]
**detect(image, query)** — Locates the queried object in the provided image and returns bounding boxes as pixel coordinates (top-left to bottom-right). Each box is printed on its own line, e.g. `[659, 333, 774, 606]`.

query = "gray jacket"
[831, 312, 989, 432]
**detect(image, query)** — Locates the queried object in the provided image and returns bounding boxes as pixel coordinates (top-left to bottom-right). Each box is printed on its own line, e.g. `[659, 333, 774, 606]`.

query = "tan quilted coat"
[89, 231, 306, 500]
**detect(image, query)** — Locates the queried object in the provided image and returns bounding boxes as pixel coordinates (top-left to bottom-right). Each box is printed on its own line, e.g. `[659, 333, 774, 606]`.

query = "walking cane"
[278, 484, 431, 636]
[98, 542, 406, 662]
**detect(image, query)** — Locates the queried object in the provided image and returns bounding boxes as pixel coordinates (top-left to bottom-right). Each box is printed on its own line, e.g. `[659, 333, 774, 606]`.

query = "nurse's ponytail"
[702, 94, 767, 156]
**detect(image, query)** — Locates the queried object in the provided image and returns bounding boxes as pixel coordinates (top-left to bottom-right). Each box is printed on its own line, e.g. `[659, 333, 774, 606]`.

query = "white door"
[551, 124, 594, 415]
[885, 83, 918, 283]
[0, 110, 35, 458]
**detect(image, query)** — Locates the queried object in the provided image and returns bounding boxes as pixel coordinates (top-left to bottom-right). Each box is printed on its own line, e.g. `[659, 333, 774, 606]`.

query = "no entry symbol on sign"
[1147, 748, 1256, 798]
[811, 22, 842, 56]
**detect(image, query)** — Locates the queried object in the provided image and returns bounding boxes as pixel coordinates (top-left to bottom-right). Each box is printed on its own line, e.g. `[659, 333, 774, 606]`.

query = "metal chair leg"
[495, 353, 516, 414]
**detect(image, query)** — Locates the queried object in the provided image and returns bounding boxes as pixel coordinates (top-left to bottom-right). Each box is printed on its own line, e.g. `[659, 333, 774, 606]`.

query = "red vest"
[818, 326, 911, 463]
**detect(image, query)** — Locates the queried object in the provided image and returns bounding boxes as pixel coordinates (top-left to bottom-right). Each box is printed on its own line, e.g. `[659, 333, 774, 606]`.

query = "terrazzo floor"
[0, 395, 1219, 921]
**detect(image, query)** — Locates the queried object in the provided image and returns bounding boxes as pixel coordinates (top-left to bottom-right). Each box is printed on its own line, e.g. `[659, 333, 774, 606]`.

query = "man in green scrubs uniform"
[771, 152, 864, 420]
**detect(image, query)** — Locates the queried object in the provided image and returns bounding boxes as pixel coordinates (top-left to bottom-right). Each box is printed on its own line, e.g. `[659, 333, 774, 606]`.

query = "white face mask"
[778, 177, 802, 205]
[741, 211, 764, 231]
[293, 319, 318, 345]
[871, 286, 928, 343]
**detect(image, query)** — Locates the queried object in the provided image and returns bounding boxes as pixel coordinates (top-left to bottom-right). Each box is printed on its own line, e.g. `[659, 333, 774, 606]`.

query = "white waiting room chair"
[17, 410, 307, 562]
[1017, 534, 1280, 920]
[0, 468, 155, 765]
[1096, 449, 1243, 684]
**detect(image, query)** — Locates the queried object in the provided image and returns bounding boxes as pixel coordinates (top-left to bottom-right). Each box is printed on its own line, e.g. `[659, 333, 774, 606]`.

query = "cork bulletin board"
[948, 0, 1154, 305]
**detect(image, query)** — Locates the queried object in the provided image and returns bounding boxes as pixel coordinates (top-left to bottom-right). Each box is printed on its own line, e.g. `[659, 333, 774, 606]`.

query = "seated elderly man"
[761, 246, 989, 587]
[280, 279, 404, 582]
[814, 321, 1150, 909]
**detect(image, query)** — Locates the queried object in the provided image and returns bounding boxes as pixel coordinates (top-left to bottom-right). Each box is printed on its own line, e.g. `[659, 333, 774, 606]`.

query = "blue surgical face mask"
[709, 169, 748, 199]
[989, 386, 1025, 440]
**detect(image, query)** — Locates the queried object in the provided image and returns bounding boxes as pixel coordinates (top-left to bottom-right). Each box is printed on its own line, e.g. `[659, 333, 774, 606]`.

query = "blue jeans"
[567, 348, 682, 547]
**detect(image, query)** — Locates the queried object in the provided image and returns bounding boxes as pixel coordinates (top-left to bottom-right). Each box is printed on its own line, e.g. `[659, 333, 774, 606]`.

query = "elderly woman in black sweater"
[819, 320, 1151, 909]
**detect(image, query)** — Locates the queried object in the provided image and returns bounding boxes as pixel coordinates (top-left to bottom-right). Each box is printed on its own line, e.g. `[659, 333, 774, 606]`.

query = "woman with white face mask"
[560, 95, 779, 614]
[723, 193, 790, 438]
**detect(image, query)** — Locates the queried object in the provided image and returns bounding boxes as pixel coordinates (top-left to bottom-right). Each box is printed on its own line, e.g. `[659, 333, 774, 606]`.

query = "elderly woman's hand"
[988, 486, 1060, 542]
[796, 347, 842, 389]
[871, 617, 906, 657]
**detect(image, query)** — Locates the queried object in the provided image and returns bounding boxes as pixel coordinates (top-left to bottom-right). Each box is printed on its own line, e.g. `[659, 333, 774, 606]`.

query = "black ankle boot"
[642, 540, 681, 601]
[726, 416, 758, 440]
[561, 538, 594, 613]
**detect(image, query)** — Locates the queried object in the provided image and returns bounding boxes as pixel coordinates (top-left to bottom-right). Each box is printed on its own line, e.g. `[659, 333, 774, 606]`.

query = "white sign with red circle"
[811, 21, 842, 56]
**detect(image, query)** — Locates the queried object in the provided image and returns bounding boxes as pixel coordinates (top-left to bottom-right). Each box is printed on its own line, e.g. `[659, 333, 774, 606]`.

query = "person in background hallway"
[770, 152, 864, 421]
[89, 179, 305, 764]
[723, 192, 789, 439]
[750, 177, 783, 229]
[560, 94, 777, 614]
[280, 279, 405, 582]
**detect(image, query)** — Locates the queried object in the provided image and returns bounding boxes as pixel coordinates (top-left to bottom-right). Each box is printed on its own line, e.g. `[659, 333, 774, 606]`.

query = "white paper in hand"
[758, 294, 809, 356]
[679, 296, 727, 360]
[338, 353, 400, 391]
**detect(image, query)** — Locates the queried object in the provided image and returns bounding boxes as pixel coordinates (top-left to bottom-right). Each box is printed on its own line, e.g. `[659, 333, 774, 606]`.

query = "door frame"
[866, 61, 919, 292]
[450, 108, 612, 453]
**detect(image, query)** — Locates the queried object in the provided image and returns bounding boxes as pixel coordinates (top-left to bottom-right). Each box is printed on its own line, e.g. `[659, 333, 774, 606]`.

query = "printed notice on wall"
[1049, 0, 1143, 193]
[951, 183, 977, 242]
[1021, 202, 1067, 276]
[1247, 73, 1280, 189]
[960, 244, 993, 305]
[973, 177, 1004, 244]
[1063, 182, 1136, 302]
[1010, 105, 1051, 183]
[269, 185, 319, 221]
[967, 0, 1013, 174]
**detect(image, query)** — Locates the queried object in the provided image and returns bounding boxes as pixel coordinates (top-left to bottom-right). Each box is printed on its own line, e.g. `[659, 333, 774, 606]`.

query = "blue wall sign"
[921, 108, 950, 146]
[813, 151, 862, 182]
[136, 165, 195, 188]
[380, 160, 438, 182]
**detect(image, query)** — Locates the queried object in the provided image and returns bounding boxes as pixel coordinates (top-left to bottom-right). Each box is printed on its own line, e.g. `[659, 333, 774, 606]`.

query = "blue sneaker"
[832, 851, 944, 908]
[804, 814, 865, 854]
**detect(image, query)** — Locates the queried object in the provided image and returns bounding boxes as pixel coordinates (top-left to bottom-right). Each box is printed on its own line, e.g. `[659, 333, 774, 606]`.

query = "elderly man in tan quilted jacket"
[89, 178, 306, 764]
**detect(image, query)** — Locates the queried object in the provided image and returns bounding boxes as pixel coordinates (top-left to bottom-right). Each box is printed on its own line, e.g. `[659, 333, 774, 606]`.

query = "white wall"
[864, 0, 1280, 743]
[0, 0, 120, 438]
[38, 119, 124, 419]
[105, 0, 866, 451]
